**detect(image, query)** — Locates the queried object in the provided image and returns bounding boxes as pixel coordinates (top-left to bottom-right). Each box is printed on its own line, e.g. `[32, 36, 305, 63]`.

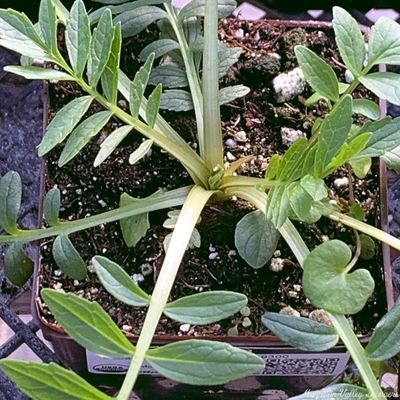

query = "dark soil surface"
[38, 19, 386, 338]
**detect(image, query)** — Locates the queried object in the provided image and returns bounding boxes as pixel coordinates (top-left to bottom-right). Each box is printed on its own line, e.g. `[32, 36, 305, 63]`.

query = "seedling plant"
[1, 0, 400, 398]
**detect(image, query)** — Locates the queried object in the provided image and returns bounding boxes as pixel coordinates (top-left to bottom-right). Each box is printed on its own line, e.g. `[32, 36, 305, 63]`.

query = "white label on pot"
[86, 349, 350, 376]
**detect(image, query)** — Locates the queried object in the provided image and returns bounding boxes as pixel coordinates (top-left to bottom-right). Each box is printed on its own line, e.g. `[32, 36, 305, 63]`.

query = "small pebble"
[209, 252, 219, 260]
[180, 324, 191, 333]
[225, 138, 237, 147]
[334, 177, 349, 188]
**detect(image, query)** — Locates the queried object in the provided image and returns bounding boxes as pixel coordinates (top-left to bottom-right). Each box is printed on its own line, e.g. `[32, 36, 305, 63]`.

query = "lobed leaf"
[265, 154, 280, 180]
[139, 38, 180, 62]
[52, 235, 87, 280]
[3, 66, 74, 81]
[43, 187, 61, 226]
[234, 210, 280, 269]
[0, 171, 21, 234]
[129, 53, 155, 118]
[261, 312, 338, 351]
[303, 240, 375, 315]
[359, 72, 400, 106]
[101, 22, 122, 104]
[164, 291, 248, 324]
[266, 185, 290, 229]
[300, 175, 327, 201]
[87, 9, 114, 88]
[0, 360, 111, 400]
[332, 7, 365, 75]
[39, 95, 94, 156]
[146, 84, 162, 128]
[129, 139, 154, 164]
[92, 256, 151, 306]
[41, 289, 135, 358]
[287, 182, 312, 221]
[39, 0, 58, 54]
[178, 0, 237, 22]
[278, 138, 308, 181]
[66, 0, 91, 78]
[119, 192, 151, 248]
[146, 340, 264, 385]
[382, 145, 400, 173]
[368, 17, 400, 66]
[94, 125, 133, 167]
[218, 44, 242, 78]
[315, 95, 353, 176]
[295, 46, 339, 102]
[114, 6, 168, 38]
[58, 111, 113, 167]
[366, 297, 400, 361]
[4, 242, 34, 287]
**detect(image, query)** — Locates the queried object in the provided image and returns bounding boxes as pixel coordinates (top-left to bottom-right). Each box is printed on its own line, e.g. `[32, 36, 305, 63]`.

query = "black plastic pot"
[31, 19, 396, 399]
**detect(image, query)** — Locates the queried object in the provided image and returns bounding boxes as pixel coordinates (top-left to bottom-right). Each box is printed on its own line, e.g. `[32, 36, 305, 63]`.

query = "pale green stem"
[202, 0, 224, 168]
[328, 313, 385, 400]
[329, 211, 400, 251]
[220, 176, 280, 190]
[0, 187, 191, 244]
[164, 3, 205, 155]
[117, 186, 216, 400]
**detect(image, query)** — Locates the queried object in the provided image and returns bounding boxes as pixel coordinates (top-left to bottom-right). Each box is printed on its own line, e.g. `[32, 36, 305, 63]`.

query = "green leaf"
[59, 111, 113, 167]
[101, 23, 121, 104]
[3, 66, 74, 81]
[368, 17, 400, 66]
[139, 38, 180, 61]
[92, 256, 151, 306]
[178, 0, 237, 22]
[366, 297, 400, 361]
[219, 85, 250, 105]
[0, 9, 45, 49]
[129, 139, 154, 164]
[218, 44, 242, 78]
[4, 242, 34, 287]
[0, 39, 48, 61]
[350, 158, 371, 179]
[266, 185, 290, 229]
[149, 65, 188, 88]
[278, 138, 308, 181]
[355, 116, 400, 158]
[303, 240, 375, 314]
[332, 7, 365, 75]
[265, 154, 280, 180]
[235, 210, 280, 269]
[360, 234, 376, 260]
[114, 6, 168, 38]
[65, 0, 91, 78]
[164, 291, 247, 324]
[0, 360, 111, 400]
[43, 187, 61, 226]
[287, 182, 312, 221]
[160, 89, 193, 111]
[295, 45, 339, 102]
[41, 289, 135, 358]
[359, 72, 400, 106]
[261, 312, 338, 351]
[52, 235, 87, 280]
[315, 95, 353, 176]
[300, 175, 327, 201]
[129, 53, 155, 118]
[146, 340, 264, 385]
[94, 125, 133, 167]
[119, 192, 151, 247]
[87, 9, 114, 88]
[39, 95, 94, 156]
[352, 99, 380, 120]
[381, 144, 400, 173]
[39, 0, 58, 54]
[0, 171, 21, 234]
[350, 203, 365, 221]
[290, 384, 369, 400]
[301, 144, 317, 176]
[146, 84, 162, 128]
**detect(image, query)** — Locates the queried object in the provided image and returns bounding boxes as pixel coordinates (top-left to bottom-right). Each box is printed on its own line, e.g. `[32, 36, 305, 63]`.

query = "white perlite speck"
[280, 127, 306, 147]
[273, 67, 306, 103]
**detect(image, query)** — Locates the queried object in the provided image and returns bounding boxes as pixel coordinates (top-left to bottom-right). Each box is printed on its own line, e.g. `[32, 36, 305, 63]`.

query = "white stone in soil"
[280, 127, 306, 147]
[273, 67, 306, 103]
[179, 323, 191, 333]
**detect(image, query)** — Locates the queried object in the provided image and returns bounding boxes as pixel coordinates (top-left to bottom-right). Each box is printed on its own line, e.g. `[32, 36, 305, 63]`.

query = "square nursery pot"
[31, 18, 397, 398]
